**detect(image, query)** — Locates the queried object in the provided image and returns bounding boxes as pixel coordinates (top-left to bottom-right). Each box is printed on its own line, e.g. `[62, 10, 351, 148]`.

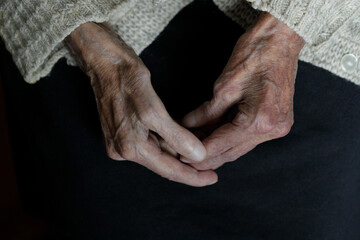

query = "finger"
[156, 114, 207, 162]
[182, 98, 231, 129]
[204, 107, 271, 156]
[178, 122, 237, 164]
[159, 138, 179, 158]
[191, 142, 257, 171]
[204, 122, 247, 157]
[179, 122, 235, 163]
[140, 85, 207, 162]
[191, 114, 290, 170]
[149, 132, 178, 158]
[137, 140, 218, 187]
[181, 121, 245, 166]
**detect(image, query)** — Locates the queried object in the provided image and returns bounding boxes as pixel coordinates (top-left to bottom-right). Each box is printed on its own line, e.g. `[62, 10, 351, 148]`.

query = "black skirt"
[1, 0, 359, 239]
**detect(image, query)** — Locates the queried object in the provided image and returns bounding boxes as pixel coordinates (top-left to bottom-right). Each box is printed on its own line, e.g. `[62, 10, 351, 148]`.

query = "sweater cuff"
[246, 0, 360, 46]
[0, 0, 136, 83]
[246, 0, 360, 85]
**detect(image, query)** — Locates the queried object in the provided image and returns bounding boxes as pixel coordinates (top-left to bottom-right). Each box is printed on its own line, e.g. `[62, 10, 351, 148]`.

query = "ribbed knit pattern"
[0, 0, 137, 83]
[242, 0, 360, 85]
[0, 0, 359, 86]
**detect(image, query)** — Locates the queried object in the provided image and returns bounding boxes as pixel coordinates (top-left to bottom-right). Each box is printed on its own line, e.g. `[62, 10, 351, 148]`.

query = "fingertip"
[182, 112, 197, 128]
[180, 156, 191, 164]
[197, 170, 218, 186]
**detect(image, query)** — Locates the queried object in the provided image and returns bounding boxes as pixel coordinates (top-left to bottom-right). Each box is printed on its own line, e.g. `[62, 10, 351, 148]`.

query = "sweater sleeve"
[246, 0, 360, 45]
[0, 0, 136, 84]
[245, 0, 360, 85]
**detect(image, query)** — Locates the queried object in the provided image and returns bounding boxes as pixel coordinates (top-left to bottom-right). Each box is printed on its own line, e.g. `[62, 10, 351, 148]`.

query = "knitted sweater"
[0, 0, 359, 86]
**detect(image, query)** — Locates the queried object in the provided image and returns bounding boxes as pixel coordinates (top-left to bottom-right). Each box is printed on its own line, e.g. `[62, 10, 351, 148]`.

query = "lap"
[1, 0, 359, 239]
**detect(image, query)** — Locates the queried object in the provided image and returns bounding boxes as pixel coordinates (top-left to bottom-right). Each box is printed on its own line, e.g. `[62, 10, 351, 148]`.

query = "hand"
[65, 22, 218, 186]
[182, 13, 305, 170]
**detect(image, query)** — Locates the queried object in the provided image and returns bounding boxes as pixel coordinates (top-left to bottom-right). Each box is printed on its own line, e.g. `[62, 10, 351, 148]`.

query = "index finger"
[180, 121, 249, 165]
[137, 139, 218, 187]
[139, 85, 208, 162]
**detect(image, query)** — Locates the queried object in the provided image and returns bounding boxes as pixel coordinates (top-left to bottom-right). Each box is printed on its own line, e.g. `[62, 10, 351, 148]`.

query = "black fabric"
[1, 0, 360, 239]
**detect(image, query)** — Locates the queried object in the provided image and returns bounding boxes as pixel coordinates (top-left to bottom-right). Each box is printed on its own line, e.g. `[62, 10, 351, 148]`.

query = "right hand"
[65, 22, 217, 187]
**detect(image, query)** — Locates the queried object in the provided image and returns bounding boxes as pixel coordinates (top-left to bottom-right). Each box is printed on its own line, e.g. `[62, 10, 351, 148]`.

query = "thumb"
[140, 84, 208, 162]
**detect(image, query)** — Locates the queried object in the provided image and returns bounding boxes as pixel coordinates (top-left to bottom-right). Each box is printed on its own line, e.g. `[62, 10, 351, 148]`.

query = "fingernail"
[183, 114, 196, 127]
[189, 144, 206, 162]
[180, 157, 191, 164]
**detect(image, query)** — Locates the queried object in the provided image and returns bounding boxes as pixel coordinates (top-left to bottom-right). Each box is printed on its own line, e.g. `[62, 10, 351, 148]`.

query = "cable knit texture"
[0, 0, 359, 86]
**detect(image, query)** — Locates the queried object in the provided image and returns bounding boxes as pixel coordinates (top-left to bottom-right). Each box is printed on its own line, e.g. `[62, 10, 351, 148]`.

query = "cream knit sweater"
[0, 0, 359, 86]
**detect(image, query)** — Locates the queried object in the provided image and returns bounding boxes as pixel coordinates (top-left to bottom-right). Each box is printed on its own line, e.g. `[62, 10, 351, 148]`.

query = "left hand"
[182, 13, 305, 170]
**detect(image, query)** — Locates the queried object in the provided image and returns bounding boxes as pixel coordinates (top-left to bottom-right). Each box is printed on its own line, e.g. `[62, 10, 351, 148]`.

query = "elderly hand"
[182, 13, 305, 170]
[65, 22, 218, 186]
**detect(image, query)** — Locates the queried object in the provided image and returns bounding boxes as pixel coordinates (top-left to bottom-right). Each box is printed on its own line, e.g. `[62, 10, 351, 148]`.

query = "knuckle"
[115, 140, 137, 160]
[213, 75, 242, 103]
[104, 138, 122, 161]
[202, 101, 214, 116]
[233, 112, 252, 126]
[256, 109, 294, 137]
[138, 106, 158, 125]
[255, 112, 278, 134]
[136, 66, 151, 80]
[275, 117, 294, 138]
[214, 85, 238, 104]
[106, 148, 121, 160]
[213, 84, 223, 99]
[222, 91, 237, 103]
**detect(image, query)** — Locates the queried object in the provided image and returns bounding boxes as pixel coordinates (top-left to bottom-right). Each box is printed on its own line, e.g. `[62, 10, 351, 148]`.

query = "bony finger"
[189, 155, 228, 171]
[180, 156, 191, 164]
[138, 141, 218, 187]
[190, 158, 221, 171]
[199, 115, 264, 161]
[159, 138, 179, 158]
[182, 99, 229, 128]
[148, 132, 178, 158]
[194, 143, 257, 171]
[156, 117, 207, 162]
[138, 82, 208, 162]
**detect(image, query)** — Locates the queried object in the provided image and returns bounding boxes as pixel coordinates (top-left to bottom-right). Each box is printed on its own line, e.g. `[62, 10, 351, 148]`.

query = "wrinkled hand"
[182, 13, 305, 170]
[65, 22, 218, 186]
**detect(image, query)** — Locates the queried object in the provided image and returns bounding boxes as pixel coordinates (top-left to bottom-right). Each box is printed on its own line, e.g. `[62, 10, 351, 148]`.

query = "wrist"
[65, 22, 102, 72]
[65, 22, 133, 73]
[251, 12, 305, 54]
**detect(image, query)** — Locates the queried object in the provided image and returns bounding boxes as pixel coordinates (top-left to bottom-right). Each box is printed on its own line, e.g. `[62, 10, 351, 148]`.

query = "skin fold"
[65, 12, 305, 186]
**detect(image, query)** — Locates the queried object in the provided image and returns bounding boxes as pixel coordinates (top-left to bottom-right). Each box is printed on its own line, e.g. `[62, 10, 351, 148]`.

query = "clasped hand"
[65, 13, 305, 187]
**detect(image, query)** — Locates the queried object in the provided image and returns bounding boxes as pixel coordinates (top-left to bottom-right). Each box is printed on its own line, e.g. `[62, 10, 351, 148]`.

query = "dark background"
[1, 0, 360, 239]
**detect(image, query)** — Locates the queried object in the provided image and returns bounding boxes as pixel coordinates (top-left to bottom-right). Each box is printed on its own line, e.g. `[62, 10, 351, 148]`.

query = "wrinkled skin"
[65, 12, 305, 186]
[65, 22, 218, 187]
[182, 13, 305, 170]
